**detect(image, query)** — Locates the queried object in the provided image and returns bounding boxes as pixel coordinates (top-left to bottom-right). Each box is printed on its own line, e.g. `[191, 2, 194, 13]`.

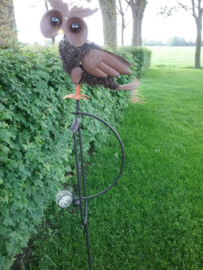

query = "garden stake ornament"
[40, 0, 140, 269]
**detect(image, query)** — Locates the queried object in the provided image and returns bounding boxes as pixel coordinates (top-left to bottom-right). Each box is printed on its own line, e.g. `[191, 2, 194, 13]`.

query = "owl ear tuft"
[65, 17, 88, 47]
[40, 9, 63, 38]
[48, 0, 69, 16]
[68, 6, 98, 19]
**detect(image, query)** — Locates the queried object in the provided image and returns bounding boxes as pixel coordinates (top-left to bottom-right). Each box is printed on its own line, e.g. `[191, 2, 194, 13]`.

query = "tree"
[98, 0, 117, 49]
[167, 36, 186, 46]
[0, 0, 17, 48]
[159, 0, 203, 68]
[143, 39, 166, 46]
[125, 0, 148, 46]
[117, 0, 130, 45]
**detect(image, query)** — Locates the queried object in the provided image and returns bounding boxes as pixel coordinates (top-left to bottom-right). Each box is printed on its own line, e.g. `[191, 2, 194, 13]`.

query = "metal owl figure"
[40, 0, 140, 100]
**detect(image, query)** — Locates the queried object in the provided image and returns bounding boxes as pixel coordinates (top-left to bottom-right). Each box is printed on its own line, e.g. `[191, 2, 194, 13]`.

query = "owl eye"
[51, 17, 61, 27]
[70, 23, 81, 33]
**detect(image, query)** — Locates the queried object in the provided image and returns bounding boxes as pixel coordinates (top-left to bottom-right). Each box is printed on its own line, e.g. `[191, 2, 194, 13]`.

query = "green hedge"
[117, 46, 152, 77]
[0, 43, 144, 268]
[0, 44, 133, 269]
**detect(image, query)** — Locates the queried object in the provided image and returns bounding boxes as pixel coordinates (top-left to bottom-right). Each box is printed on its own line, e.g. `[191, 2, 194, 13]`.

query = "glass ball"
[56, 190, 73, 208]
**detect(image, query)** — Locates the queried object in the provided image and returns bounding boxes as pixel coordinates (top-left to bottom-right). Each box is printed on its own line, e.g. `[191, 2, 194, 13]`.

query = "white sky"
[13, 0, 197, 46]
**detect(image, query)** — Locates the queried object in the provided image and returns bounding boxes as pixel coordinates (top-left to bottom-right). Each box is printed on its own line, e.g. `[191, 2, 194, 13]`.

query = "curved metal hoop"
[72, 111, 125, 200]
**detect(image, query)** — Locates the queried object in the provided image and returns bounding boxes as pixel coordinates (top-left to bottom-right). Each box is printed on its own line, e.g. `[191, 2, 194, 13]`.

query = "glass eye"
[51, 17, 61, 27]
[70, 23, 81, 33]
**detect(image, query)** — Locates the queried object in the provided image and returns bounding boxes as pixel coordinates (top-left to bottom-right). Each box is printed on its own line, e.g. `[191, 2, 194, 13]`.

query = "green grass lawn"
[14, 50, 203, 269]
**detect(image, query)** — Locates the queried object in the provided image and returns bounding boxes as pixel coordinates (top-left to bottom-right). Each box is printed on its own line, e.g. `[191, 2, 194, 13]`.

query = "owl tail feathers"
[117, 81, 141, 90]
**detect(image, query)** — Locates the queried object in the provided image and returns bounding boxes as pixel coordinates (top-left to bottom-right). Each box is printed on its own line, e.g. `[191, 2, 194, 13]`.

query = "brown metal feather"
[103, 50, 131, 68]
[117, 81, 141, 90]
[81, 49, 130, 78]
[68, 6, 98, 19]
[48, 0, 69, 16]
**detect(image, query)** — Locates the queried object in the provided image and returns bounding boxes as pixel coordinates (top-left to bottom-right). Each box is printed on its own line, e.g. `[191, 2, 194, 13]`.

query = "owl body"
[59, 37, 82, 75]
[40, 0, 140, 91]
[59, 37, 119, 90]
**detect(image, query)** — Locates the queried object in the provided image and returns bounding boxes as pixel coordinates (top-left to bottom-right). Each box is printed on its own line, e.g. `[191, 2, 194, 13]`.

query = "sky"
[13, 0, 197, 46]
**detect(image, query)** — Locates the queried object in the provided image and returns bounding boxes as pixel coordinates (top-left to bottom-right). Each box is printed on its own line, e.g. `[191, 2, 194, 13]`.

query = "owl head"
[40, 0, 97, 47]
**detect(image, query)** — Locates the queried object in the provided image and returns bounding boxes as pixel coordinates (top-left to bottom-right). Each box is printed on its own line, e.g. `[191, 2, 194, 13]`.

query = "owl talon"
[62, 85, 89, 101]
[62, 94, 89, 101]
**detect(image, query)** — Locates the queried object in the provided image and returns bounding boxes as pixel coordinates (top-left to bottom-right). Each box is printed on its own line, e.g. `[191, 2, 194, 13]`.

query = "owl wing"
[81, 49, 131, 78]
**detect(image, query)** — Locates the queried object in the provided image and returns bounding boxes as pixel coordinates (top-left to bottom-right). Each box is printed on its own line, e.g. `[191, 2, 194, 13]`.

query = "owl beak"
[58, 29, 65, 35]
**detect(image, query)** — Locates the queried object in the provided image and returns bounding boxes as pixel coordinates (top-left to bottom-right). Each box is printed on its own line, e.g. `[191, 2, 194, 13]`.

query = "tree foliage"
[167, 36, 187, 46]
[143, 37, 197, 46]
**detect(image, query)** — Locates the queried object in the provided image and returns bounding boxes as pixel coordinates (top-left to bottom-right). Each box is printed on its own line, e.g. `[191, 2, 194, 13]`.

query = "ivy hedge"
[117, 46, 152, 77]
[0, 44, 151, 269]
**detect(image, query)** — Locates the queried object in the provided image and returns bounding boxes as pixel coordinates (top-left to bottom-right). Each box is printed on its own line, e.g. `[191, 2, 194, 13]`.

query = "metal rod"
[78, 126, 88, 222]
[85, 221, 92, 270]
[74, 100, 92, 270]
[73, 132, 85, 225]
[76, 100, 80, 113]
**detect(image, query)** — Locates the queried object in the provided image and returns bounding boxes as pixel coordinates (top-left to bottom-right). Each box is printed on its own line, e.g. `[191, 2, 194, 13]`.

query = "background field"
[149, 46, 203, 68]
[12, 47, 203, 270]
